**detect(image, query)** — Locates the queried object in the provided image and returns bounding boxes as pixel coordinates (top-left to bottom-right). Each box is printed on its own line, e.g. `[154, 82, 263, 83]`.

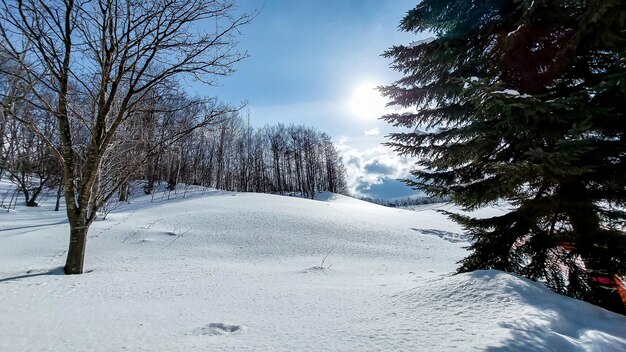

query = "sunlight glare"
[350, 83, 388, 120]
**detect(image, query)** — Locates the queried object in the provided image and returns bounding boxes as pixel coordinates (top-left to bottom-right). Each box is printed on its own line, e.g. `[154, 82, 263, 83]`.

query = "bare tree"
[0, 0, 252, 274]
[4, 107, 59, 206]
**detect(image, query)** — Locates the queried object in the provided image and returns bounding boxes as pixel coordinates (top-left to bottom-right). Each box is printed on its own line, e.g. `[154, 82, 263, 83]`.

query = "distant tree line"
[359, 195, 448, 208]
[0, 74, 234, 209]
[139, 119, 348, 199]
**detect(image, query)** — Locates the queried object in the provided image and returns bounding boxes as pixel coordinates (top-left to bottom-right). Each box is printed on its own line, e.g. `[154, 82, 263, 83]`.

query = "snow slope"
[1, 187, 625, 351]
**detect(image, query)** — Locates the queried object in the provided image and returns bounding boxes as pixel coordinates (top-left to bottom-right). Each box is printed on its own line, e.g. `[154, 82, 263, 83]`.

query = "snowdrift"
[1, 189, 625, 351]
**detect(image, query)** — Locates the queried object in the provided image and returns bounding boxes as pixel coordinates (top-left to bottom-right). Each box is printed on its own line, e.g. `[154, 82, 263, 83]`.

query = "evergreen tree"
[381, 0, 626, 312]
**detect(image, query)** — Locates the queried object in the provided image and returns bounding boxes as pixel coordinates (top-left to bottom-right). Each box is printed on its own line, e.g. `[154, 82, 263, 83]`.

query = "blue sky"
[200, 0, 429, 200]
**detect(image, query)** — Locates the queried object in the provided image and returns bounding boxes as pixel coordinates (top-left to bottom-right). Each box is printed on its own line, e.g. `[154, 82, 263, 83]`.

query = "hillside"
[1, 188, 625, 351]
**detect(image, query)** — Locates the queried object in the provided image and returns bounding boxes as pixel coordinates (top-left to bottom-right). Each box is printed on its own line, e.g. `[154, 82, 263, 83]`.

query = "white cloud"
[363, 127, 380, 136]
[336, 138, 418, 200]
[336, 135, 350, 145]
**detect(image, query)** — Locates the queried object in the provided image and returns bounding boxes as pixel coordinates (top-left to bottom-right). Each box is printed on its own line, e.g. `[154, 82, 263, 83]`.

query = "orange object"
[615, 276, 626, 307]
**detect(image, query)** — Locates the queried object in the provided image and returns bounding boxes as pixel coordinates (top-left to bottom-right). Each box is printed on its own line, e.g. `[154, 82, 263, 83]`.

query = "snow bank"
[394, 270, 626, 351]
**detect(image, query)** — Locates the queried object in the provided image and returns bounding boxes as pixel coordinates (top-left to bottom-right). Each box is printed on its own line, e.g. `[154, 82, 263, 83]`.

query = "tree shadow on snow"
[0, 219, 68, 233]
[411, 228, 471, 243]
[108, 189, 242, 214]
[0, 266, 65, 283]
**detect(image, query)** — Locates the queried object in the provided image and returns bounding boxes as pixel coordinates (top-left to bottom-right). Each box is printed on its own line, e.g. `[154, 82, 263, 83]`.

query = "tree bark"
[64, 221, 88, 274]
[54, 182, 63, 211]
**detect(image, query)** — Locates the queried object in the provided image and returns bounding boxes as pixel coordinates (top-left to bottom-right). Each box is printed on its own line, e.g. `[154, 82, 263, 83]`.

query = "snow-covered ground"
[1, 184, 625, 351]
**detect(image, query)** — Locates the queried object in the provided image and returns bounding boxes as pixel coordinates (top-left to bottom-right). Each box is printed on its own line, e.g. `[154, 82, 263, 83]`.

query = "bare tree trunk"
[64, 217, 88, 274]
[119, 182, 129, 202]
[54, 182, 63, 211]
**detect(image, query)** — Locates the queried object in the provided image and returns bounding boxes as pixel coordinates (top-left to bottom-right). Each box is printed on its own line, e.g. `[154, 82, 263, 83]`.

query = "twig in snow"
[122, 231, 139, 243]
[163, 225, 191, 248]
[320, 248, 334, 269]
[141, 219, 164, 230]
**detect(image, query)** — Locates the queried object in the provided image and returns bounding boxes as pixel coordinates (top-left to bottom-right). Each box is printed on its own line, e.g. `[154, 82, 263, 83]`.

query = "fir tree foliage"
[381, 0, 626, 312]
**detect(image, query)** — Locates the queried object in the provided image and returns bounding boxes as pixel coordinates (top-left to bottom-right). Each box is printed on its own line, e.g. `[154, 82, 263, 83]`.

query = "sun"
[349, 83, 388, 120]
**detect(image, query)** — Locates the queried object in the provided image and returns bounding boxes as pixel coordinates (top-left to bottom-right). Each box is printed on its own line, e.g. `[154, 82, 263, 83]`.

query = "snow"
[507, 24, 524, 37]
[463, 77, 480, 89]
[493, 89, 533, 98]
[409, 36, 435, 48]
[494, 89, 521, 95]
[395, 270, 626, 351]
[1, 184, 625, 351]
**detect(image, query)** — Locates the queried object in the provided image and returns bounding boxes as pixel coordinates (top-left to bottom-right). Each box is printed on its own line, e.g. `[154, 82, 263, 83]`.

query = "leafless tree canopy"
[0, 0, 254, 274]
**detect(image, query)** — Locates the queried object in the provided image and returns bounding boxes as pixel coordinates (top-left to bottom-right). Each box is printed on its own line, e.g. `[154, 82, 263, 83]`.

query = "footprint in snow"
[298, 266, 333, 274]
[190, 323, 242, 336]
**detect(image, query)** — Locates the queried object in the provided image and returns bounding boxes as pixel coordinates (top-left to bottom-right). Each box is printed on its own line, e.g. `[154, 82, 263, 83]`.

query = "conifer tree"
[381, 0, 626, 312]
